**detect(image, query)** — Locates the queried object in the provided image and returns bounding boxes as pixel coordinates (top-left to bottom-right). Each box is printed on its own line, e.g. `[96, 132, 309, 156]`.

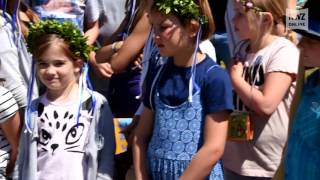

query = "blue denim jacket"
[13, 91, 115, 180]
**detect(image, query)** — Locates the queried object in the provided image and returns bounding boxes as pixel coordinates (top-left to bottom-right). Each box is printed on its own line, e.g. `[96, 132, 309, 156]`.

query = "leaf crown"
[27, 20, 94, 61]
[155, 0, 207, 24]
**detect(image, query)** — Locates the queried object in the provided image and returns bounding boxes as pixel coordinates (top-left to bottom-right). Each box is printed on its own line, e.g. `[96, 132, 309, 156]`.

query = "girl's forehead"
[149, 12, 177, 24]
[38, 45, 71, 61]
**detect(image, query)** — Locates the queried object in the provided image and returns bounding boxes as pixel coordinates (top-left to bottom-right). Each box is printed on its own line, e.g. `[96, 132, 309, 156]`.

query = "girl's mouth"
[157, 44, 164, 48]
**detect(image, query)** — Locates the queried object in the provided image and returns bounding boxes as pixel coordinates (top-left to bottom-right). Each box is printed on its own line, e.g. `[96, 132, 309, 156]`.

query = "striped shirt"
[0, 86, 18, 176]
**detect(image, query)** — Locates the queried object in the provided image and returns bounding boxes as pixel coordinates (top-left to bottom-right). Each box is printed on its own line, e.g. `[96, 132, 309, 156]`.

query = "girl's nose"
[153, 32, 161, 41]
[45, 65, 56, 75]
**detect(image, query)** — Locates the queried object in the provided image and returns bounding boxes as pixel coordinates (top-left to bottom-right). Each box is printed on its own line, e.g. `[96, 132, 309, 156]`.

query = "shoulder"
[0, 86, 11, 96]
[0, 86, 16, 104]
[306, 70, 320, 86]
[91, 91, 108, 108]
[92, 91, 107, 102]
[198, 57, 230, 83]
[264, 37, 299, 74]
[270, 37, 299, 55]
[0, 86, 18, 122]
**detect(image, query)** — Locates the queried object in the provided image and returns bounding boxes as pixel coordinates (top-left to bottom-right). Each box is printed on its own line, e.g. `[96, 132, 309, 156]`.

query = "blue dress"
[147, 61, 224, 179]
[285, 70, 320, 180]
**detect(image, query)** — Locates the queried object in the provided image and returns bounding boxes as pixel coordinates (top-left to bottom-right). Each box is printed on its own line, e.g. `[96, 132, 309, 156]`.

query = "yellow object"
[113, 118, 128, 155]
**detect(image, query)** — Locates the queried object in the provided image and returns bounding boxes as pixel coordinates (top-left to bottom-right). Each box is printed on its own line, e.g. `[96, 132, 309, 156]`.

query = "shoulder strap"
[149, 62, 167, 111]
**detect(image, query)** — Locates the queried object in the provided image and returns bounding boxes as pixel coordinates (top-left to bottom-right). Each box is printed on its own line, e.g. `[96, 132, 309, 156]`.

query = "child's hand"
[112, 41, 124, 53]
[94, 62, 114, 78]
[132, 53, 144, 71]
[229, 59, 244, 82]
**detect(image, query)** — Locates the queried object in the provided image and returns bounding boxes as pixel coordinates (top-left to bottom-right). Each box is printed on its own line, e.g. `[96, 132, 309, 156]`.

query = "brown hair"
[33, 34, 79, 61]
[19, 2, 40, 37]
[151, 0, 215, 41]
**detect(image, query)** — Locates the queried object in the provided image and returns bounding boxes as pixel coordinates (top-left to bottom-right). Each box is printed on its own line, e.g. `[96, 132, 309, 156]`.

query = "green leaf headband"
[27, 20, 94, 61]
[155, 0, 207, 23]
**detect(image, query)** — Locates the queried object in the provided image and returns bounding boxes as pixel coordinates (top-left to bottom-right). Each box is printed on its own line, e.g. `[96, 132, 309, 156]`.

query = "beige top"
[222, 37, 299, 177]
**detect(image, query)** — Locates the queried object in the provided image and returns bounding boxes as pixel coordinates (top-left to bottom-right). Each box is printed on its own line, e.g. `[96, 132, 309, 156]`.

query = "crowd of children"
[0, 0, 318, 179]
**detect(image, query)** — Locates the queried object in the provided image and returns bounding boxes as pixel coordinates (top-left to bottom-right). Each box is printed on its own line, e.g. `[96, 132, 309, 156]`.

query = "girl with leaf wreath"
[132, 0, 233, 179]
[14, 20, 114, 180]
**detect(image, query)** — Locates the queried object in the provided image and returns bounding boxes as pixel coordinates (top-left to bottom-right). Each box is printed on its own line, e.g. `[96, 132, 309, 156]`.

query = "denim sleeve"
[97, 100, 115, 180]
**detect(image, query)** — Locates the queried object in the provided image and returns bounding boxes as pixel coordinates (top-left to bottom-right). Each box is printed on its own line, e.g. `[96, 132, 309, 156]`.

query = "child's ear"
[261, 12, 274, 26]
[188, 20, 200, 38]
[74, 59, 83, 73]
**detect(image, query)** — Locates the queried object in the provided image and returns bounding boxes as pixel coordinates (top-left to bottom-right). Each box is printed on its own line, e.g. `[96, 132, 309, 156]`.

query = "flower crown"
[27, 20, 94, 61]
[155, 0, 206, 23]
[237, 0, 263, 13]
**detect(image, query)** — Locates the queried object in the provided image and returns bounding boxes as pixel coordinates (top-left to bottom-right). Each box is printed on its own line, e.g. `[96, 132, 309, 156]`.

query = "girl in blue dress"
[132, 0, 234, 179]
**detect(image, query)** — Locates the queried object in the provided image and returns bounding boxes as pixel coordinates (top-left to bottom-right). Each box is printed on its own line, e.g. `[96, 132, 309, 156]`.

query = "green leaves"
[155, 0, 202, 21]
[27, 20, 95, 61]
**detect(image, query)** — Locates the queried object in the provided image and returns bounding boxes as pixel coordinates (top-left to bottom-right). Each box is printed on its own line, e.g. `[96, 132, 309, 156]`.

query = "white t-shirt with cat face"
[36, 93, 93, 180]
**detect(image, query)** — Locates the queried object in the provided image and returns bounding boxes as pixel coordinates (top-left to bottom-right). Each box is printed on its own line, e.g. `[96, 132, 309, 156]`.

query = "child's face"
[150, 12, 193, 57]
[299, 36, 320, 67]
[233, 1, 253, 40]
[36, 44, 82, 92]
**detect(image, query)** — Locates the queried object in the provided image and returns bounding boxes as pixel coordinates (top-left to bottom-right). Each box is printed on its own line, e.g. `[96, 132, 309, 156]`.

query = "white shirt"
[37, 92, 93, 180]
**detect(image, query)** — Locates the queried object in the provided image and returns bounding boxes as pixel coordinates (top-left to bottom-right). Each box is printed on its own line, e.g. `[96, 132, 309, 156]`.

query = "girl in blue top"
[272, 0, 320, 179]
[132, 0, 233, 179]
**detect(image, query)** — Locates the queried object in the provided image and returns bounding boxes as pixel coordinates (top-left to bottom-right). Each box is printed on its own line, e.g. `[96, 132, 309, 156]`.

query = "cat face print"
[37, 101, 92, 155]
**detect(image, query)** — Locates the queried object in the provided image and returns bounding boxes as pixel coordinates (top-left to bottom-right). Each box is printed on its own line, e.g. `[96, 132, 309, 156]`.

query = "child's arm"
[179, 111, 229, 180]
[97, 101, 115, 180]
[84, 21, 99, 46]
[95, 12, 151, 73]
[132, 107, 154, 180]
[1, 112, 21, 177]
[230, 60, 295, 117]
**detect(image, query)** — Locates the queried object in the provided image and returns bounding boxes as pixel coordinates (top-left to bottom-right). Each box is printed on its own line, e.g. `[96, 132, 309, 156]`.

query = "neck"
[46, 82, 79, 104]
[173, 45, 205, 67]
[249, 34, 277, 53]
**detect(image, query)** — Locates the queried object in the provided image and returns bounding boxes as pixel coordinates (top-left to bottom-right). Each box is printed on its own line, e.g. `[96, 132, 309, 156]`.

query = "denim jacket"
[13, 91, 115, 180]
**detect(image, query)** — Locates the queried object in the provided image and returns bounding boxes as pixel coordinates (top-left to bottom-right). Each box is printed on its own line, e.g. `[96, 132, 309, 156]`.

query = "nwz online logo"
[286, 8, 308, 31]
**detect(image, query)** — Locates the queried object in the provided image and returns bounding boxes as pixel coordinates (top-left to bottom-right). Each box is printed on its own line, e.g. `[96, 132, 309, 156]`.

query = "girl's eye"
[160, 26, 170, 31]
[37, 62, 48, 68]
[54, 62, 65, 67]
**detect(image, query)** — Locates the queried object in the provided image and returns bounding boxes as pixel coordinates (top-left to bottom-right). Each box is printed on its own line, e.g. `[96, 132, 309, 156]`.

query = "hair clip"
[237, 0, 263, 13]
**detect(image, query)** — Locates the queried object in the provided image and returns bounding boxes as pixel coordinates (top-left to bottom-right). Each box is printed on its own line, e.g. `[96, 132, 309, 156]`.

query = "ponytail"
[285, 30, 299, 45]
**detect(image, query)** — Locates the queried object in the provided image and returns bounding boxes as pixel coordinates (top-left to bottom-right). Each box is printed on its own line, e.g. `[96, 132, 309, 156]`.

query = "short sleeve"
[202, 68, 234, 114]
[0, 86, 18, 123]
[85, 0, 100, 23]
[0, 20, 31, 108]
[266, 39, 299, 75]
